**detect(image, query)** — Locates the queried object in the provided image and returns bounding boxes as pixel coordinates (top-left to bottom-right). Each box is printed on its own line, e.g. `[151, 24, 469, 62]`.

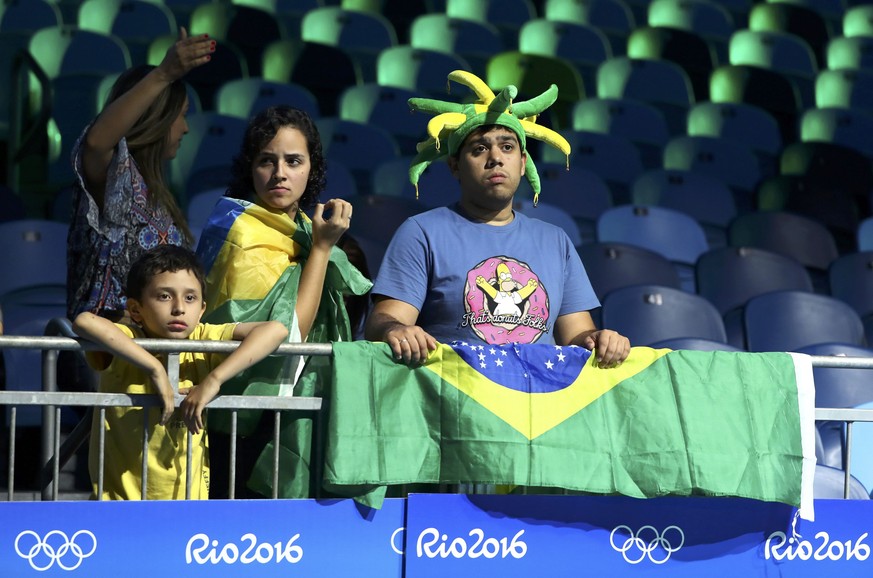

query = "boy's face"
[448, 126, 526, 212]
[127, 269, 206, 339]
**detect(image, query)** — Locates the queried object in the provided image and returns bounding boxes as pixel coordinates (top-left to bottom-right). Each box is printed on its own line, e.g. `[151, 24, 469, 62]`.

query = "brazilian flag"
[196, 197, 372, 497]
[311, 342, 816, 519]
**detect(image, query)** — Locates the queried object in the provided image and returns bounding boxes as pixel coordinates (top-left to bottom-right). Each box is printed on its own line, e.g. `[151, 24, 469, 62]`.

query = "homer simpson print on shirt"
[462, 256, 551, 344]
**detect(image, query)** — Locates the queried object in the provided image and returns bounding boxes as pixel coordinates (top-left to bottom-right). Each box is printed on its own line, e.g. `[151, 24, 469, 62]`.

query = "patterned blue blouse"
[66, 128, 186, 319]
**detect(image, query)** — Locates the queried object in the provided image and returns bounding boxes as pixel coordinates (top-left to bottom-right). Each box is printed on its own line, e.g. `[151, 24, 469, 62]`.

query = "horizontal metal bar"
[0, 335, 333, 356]
[815, 408, 873, 422]
[0, 391, 322, 411]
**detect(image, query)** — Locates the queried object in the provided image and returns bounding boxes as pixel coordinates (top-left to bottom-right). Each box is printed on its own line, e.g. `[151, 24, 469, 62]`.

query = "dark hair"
[105, 65, 193, 244]
[225, 106, 326, 210]
[126, 245, 207, 300]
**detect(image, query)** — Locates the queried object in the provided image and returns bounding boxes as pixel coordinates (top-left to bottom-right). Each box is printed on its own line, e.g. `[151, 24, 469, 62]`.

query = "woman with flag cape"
[195, 106, 372, 498]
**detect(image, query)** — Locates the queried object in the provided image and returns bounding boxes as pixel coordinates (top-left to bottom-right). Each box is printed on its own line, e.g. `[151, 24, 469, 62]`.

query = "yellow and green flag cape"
[196, 196, 372, 496]
[308, 342, 816, 519]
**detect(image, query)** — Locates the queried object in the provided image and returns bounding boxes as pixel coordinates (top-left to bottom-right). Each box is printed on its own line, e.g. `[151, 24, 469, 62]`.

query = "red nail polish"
[205, 55, 211, 61]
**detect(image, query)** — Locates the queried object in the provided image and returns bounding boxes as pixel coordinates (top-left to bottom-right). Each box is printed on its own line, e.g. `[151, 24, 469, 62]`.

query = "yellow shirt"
[87, 323, 236, 500]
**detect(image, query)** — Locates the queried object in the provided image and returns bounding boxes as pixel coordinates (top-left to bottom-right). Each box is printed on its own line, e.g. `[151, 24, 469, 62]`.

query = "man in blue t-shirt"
[365, 73, 630, 367]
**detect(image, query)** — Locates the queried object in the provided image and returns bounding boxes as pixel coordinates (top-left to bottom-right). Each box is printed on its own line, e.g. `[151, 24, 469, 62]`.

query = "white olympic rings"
[609, 524, 684, 564]
[15, 529, 97, 571]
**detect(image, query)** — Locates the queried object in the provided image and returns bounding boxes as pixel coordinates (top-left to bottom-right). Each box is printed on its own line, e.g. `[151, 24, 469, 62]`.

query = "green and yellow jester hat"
[408, 70, 571, 205]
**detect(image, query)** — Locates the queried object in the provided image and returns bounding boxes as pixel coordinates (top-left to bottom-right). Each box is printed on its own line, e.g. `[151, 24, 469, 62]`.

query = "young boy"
[73, 245, 289, 500]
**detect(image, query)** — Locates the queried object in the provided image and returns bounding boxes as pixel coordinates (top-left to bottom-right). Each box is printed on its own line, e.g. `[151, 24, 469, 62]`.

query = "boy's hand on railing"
[179, 375, 222, 434]
[148, 367, 176, 426]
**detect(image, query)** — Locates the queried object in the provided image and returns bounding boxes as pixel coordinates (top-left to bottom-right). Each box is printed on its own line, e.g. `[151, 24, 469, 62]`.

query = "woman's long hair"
[104, 65, 193, 244]
[225, 106, 326, 210]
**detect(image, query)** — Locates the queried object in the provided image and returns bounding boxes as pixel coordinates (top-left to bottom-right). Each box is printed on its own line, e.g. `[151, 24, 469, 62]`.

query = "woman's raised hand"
[312, 199, 353, 249]
[157, 27, 215, 82]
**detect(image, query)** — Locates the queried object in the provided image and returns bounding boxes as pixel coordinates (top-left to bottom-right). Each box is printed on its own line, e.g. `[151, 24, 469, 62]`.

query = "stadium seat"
[744, 290, 865, 352]
[316, 118, 401, 196]
[338, 83, 425, 156]
[756, 175, 861, 254]
[662, 135, 762, 213]
[302, 7, 397, 82]
[0, 219, 67, 300]
[409, 13, 503, 78]
[548, 130, 643, 205]
[843, 4, 873, 38]
[345, 194, 425, 246]
[376, 45, 472, 98]
[572, 97, 670, 171]
[216, 77, 320, 121]
[487, 51, 586, 131]
[815, 68, 873, 116]
[728, 28, 818, 108]
[686, 101, 782, 180]
[445, 0, 535, 49]
[169, 112, 247, 205]
[843, 399, 873, 497]
[826, 35, 873, 72]
[748, 1, 832, 69]
[797, 342, 873, 469]
[631, 169, 737, 247]
[709, 64, 804, 144]
[543, 0, 636, 56]
[829, 251, 873, 344]
[518, 19, 612, 95]
[647, 0, 735, 61]
[512, 200, 582, 247]
[0, 185, 26, 223]
[78, 0, 177, 66]
[324, 159, 359, 201]
[813, 464, 870, 500]
[0, 0, 61, 33]
[596, 56, 695, 136]
[534, 163, 614, 246]
[799, 107, 873, 159]
[576, 241, 681, 301]
[190, 2, 286, 77]
[596, 204, 709, 291]
[860, 217, 873, 252]
[600, 284, 727, 346]
[728, 210, 839, 292]
[696, 246, 814, 348]
[627, 25, 719, 101]
[186, 187, 225, 234]
[779, 141, 873, 223]
[370, 155, 455, 205]
[647, 337, 742, 352]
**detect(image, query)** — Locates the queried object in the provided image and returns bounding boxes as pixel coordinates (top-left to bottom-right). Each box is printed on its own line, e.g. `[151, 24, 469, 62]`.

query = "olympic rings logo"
[14, 530, 97, 571]
[609, 525, 684, 564]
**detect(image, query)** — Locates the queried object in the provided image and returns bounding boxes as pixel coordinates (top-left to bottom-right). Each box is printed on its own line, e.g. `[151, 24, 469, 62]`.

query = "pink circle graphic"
[464, 256, 550, 344]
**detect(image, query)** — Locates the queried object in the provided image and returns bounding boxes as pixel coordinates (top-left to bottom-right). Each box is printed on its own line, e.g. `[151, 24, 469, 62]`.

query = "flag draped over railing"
[309, 343, 816, 520]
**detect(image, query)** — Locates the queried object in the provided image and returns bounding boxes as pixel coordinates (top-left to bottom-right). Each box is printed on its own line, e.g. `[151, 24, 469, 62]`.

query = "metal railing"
[2, 332, 873, 501]
[0, 330, 329, 501]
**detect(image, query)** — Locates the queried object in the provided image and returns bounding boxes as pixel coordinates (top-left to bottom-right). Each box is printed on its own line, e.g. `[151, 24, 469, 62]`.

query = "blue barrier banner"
[0, 498, 405, 577]
[404, 494, 872, 577]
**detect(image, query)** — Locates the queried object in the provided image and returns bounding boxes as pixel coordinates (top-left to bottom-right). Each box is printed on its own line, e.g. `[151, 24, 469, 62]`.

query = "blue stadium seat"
[572, 97, 670, 171]
[535, 163, 614, 246]
[338, 83, 425, 156]
[376, 45, 472, 98]
[829, 251, 873, 345]
[647, 0, 735, 61]
[409, 13, 503, 78]
[827, 35, 873, 72]
[216, 77, 320, 121]
[169, 112, 247, 205]
[445, 0, 535, 49]
[631, 169, 736, 247]
[512, 200, 582, 247]
[748, 1, 832, 69]
[647, 337, 742, 351]
[744, 291, 865, 353]
[370, 155, 455, 206]
[813, 464, 870, 500]
[815, 68, 873, 116]
[519, 19, 612, 96]
[317, 118, 401, 196]
[796, 342, 873, 469]
[576, 241, 681, 301]
[597, 204, 709, 291]
[345, 194, 425, 246]
[302, 7, 397, 82]
[663, 135, 762, 213]
[78, 0, 177, 66]
[600, 283, 727, 346]
[596, 56, 695, 135]
[686, 101, 782, 180]
[544, 0, 637, 56]
[627, 25, 719, 101]
[800, 107, 873, 159]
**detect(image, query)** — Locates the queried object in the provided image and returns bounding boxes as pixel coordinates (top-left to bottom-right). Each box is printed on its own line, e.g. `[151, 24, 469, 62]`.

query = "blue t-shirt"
[372, 205, 599, 345]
